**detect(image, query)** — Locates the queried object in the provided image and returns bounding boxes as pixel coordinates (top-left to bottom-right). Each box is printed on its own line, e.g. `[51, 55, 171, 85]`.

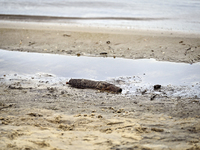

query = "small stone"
[63, 34, 71, 37]
[100, 52, 107, 55]
[169, 116, 173, 119]
[154, 84, 161, 90]
[97, 115, 103, 118]
[74, 114, 81, 117]
[106, 41, 110, 44]
[47, 87, 57, 93]
[151, 128, 164, 132]
[117, 109, 124, 113]
[91, 113, 95, 116]
[109, 107, 114, 110]
[0, 117, 5, 120]
[141, 90, 147, 95]
[150, 94, 157, 101]
[2, 121, 9, 125]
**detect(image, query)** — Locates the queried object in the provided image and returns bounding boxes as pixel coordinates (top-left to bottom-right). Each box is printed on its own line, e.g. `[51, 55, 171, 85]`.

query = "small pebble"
[106, 41, 110, 44]
[97, 115, 103, 118]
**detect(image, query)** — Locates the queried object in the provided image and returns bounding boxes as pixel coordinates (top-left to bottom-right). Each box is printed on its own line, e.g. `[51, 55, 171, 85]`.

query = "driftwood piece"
[67, 79, 122, 93]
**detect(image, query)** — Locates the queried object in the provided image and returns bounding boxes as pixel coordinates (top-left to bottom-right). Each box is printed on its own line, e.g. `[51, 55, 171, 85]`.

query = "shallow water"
[0, 49, 200, 98]
[0, 49, 200, 85]
[0, 0, 200, 33]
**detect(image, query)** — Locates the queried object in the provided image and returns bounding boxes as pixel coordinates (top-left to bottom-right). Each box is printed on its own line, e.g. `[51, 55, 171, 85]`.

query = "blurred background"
[0, 0, 200, 32]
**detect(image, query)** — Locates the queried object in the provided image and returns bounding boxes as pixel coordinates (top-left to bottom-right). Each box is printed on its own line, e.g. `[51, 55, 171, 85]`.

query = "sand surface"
[0, 22, 200, 150]
[0, 22, 200, 63]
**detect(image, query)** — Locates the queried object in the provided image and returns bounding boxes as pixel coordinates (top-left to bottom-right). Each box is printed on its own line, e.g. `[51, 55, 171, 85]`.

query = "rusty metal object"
[67, 79, 122, 93]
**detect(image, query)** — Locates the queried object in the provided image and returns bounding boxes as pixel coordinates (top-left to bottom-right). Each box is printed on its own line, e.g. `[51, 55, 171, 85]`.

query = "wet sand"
[0, 22, 200, 150]
[0, 21, 200, 63]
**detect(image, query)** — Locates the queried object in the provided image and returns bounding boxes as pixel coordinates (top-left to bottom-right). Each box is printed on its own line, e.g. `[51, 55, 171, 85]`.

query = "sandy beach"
[0, 22, 200, 150]
[0, 21, 200, 63]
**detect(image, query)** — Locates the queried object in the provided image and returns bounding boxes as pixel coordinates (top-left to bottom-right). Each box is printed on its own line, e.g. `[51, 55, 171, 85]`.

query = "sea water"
[0, 0, 200, 33]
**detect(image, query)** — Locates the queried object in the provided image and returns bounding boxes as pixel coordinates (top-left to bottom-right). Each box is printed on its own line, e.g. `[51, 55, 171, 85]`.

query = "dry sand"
[0, 21, 200, 150]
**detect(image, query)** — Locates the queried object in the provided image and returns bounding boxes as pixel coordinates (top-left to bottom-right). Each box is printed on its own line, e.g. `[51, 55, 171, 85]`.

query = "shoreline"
[0, 14, 169, 21]
[1, 20, 200, 36]
[0, 21, 200, 150]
